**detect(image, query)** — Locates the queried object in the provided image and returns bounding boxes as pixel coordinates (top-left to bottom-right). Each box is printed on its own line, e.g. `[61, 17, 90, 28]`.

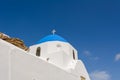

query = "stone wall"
[0, 32, 28, 51]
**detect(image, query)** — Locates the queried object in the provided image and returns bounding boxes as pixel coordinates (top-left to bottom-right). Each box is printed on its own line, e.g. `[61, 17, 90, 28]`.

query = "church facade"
[0, 33, 91, 80]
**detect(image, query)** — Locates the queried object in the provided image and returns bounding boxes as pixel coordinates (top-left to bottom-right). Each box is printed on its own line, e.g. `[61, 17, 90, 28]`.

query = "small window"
[73, 50, 75, 60]
[36, 47, 41, 57]
[81, 76, 86, 80]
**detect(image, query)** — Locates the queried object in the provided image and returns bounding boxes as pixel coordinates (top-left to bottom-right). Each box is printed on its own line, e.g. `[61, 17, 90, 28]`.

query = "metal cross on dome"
[52, 29, 56, 35]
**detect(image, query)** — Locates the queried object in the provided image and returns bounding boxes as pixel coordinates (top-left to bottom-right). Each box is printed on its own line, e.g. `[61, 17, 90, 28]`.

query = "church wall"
[47, 41, 70, 54]
[29, 41, 77, 68]
[0, 40, 10, 80]
[0, 39, 22, 80]
[44, 51, 64, 67]
[10, 48, 79, 80]
[72, 60, 91, 80]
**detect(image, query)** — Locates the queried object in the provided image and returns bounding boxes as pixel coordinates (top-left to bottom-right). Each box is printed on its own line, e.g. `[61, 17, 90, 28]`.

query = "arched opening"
[36, 47, 41, 57]
[73, 50, 75, 60]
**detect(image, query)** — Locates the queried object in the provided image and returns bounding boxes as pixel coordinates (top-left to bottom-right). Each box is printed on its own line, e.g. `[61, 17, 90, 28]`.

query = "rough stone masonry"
[0, 32, 29, 51]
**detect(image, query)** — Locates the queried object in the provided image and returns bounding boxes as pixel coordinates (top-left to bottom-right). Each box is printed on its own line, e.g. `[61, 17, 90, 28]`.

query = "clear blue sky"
[0, 0, 120, 80]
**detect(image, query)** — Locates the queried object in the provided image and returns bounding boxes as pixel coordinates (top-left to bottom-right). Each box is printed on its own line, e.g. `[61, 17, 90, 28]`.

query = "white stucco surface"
[0, 39, 91, 80]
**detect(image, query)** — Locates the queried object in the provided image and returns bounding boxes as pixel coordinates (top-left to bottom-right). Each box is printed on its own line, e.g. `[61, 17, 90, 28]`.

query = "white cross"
[52, 29, 56, 35]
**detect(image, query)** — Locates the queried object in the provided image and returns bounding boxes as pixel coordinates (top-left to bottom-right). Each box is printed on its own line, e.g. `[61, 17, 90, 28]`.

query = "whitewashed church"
[0, 31, 91, 80]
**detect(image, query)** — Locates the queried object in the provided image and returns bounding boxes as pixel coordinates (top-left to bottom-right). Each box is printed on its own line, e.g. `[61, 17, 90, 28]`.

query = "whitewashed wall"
[29, 41, 78, 69]
[0, 39, 90, 80]
[11, 49, 79, 80]
[0, 40, 10, 80]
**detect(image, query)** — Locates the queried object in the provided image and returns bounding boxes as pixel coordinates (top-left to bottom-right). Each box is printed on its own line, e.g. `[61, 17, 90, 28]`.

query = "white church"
[0, 31, 91, 80]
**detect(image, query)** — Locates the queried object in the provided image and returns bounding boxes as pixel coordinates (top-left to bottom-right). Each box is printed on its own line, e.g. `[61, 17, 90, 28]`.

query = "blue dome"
[37, 34, 67, 44]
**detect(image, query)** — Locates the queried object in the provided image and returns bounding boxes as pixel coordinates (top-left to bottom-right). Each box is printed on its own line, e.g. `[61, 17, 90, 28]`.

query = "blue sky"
[0, 0, 120, 80]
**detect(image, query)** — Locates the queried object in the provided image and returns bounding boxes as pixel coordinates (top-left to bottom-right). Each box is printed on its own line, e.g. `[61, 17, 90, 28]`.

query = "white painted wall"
[0, 39, 28, 80]
[11, 49, 79, 80]
[70, 60, 91, 80]
[29, 41, 78, 69]
[0, 40, 10, 80]
[0, 39, 91, 80]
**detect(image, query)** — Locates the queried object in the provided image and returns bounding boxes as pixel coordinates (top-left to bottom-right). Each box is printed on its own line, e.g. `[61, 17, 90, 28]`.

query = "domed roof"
[37, 34, 67, 44]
